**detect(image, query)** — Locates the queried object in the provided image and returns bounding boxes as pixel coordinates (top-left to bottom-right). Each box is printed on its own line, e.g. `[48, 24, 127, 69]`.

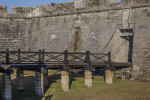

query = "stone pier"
[35, 71, 44, 96]
[61, 71, 69, 92]
[2, 73, 12, 100]
[43, 69, 48, 87]
[105, 70, 113, 84]
[16, 68, 24, 91]
[84, 70, 92, 88]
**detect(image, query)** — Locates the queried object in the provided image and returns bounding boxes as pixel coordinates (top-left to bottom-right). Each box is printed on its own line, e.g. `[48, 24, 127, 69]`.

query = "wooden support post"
[105, 70, 113, 84]
[2, 73, 12, 100]
[61, 71, 69, 92]
[16, 68, 24, 91]
[69, 73, 72, 83]
[85, 70, 92, 88]
[35, 71, 44, 96]
[108, 52, 112, 67]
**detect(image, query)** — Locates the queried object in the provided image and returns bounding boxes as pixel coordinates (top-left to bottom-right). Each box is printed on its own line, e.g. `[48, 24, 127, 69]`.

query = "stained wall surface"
[0, 0, 150, 81]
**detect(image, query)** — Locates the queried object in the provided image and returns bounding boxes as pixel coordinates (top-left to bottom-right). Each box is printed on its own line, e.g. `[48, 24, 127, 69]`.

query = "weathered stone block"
[85, 70, 92, 88]
[74, 0, 86, 8]
[61, 71, 69, 92]
[105, 70, 113, 84]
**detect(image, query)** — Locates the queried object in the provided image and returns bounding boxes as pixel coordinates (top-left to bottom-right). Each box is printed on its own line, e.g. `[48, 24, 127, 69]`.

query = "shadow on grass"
[0, 73, 58, 100]
[0, 70, 62, 100]
[12, 76, 43, 100]
[12, 72, 62, 100]
[0, 75, 43, 100]
[47, 72, 61, 89]
[0, 70, 105, 100]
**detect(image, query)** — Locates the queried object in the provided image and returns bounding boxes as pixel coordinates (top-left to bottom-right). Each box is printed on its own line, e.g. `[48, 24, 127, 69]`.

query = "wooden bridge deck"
[0, 49, 132, 73]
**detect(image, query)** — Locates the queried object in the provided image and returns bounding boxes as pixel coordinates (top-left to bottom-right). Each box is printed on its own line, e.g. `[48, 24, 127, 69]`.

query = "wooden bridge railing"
[0, 49, 111, 67]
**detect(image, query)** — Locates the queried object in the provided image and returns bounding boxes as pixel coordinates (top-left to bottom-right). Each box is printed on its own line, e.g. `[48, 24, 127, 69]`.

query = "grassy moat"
[0, 70, 150, 100]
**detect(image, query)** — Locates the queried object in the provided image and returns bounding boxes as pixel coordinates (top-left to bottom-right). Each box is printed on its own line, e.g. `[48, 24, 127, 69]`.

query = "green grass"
[0, 71, 150, 100]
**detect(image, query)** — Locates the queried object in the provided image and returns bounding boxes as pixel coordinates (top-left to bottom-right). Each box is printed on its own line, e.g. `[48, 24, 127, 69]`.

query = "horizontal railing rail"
[0, 49, 111, 67]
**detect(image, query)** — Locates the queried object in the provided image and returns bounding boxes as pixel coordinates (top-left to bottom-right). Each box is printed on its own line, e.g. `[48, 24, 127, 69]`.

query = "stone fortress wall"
[0, 0, 150, 81]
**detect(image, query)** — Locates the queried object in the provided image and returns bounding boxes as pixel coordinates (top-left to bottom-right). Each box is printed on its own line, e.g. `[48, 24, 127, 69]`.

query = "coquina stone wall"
[0, 0, 150, 81]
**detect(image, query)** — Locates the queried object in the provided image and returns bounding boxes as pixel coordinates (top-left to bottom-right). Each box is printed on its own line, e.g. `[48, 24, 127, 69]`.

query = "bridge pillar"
[61, 71, 69, 92]
[16, 68, 24, 91]
[105, 70, 113, 84]
[35, 71, 44, 96]
[2, 73, 12, 100]
[85, 70, 92, 88]
[44, 69, 48, 87]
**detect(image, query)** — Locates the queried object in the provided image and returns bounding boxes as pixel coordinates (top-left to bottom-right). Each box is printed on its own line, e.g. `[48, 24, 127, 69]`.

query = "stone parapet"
[0, 0, 150, 19]
[105, 70, 113, 84]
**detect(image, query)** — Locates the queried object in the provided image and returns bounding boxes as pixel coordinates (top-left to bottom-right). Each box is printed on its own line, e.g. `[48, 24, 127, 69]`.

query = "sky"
[0, 0, 121, 12]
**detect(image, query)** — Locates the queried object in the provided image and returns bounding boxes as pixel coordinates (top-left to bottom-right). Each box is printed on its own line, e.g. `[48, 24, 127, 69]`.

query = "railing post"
[39, 50, 42, 65]
[18, 49, 21, 64]
[6, 48, 9, 64]
[64, 50, 68, 67]
[42, 50, 45, 63]
[108, 52, 112, 67]
[85, 51, 91, 66]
